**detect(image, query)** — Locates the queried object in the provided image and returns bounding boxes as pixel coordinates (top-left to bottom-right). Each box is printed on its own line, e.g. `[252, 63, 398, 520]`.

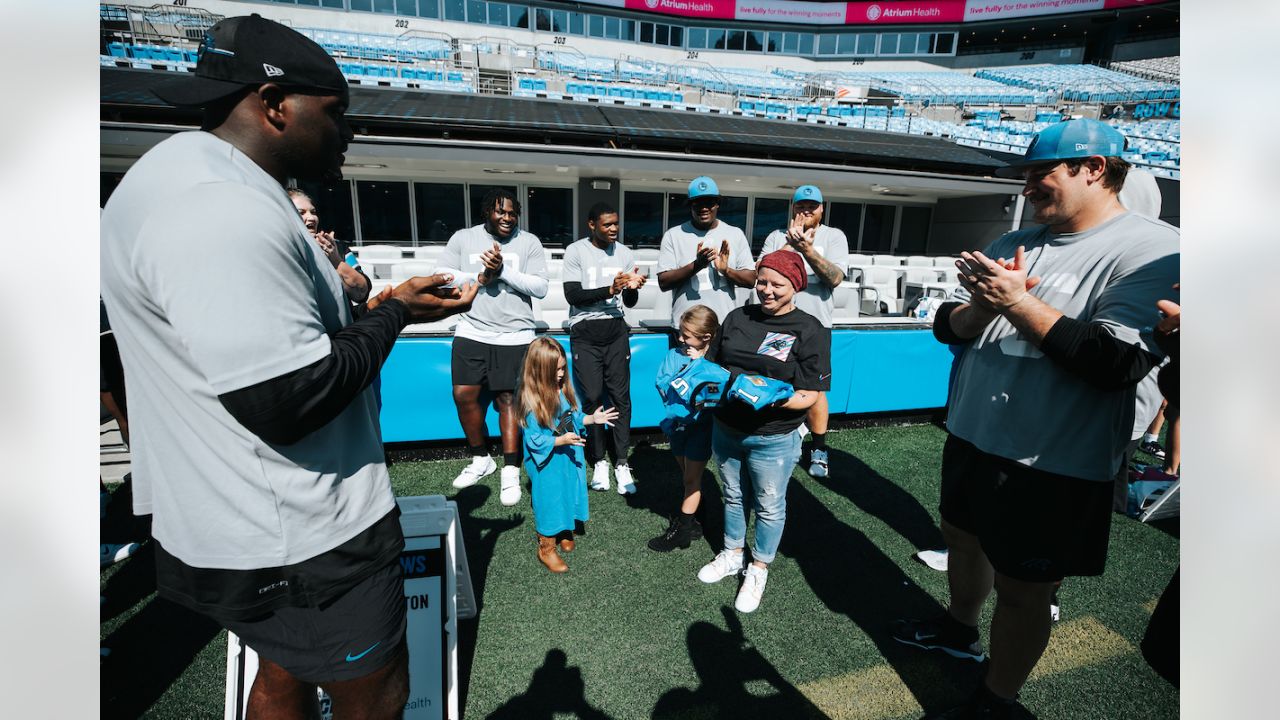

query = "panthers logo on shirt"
[756, 332, 796, 362]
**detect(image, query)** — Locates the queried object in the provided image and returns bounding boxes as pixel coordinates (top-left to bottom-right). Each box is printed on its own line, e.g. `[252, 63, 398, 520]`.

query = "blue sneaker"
[808, 449, 829, 478]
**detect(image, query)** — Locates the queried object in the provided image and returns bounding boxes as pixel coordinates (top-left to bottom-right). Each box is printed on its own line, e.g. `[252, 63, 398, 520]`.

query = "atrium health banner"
[596, 0, 1169, 25]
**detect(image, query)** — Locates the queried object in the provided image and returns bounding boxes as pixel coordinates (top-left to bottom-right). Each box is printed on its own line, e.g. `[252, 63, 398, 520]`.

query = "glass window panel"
[683, 25, 699, 47]
[373, 0, 395, 13]
[621, 20, 634, 41]
[935, 33, 954, 54]
[896, 206, 931, 254]
[837, 33, 856, 55]
[727, 30, 746, 51]
[668, 25, 682, 47]
[569, 12, 583, 35]
[767, 32, 782, 52]
[898, 33, 917, 54]
[666, 194, 747, 235]
[552, 9, 567, 32]
[394, 0, 416, 15]
[535, 8, 551, 30]
[623, 192, 665, 248]
[487, 2, 507, 26]
[322, 0, 345, 8]
[605, 16, 619, 40]
[351, 0, 373, 11]
[356, 181, 411, 244]
[467, 184, 518, 228]
[444, 0, 465, 21]
[861, 204, 895, 253]
[640, 22, 654, 44]
[298, 180, 357, 244]
[751, 198, 790, 257]
[655, 24, 669, 46]
[881, 34, 899, 55]
[416, 0, 438, 18]
[818, 34, 837, 55]
[414, 183, 466, 244]
[526, 187, 574, 249]
[298, 0, 322, 7]
[825, 202, 863, 249]
[707, 28, 726, 49]
[746, 31, 764, 51]
[588, 14, 604, 38]
[798, 33, 814, 55]
[513, 6, 530, 28]
[857, 33, 876, 54]
[783, 32, 798, 54]
[466, 0, 485, 23]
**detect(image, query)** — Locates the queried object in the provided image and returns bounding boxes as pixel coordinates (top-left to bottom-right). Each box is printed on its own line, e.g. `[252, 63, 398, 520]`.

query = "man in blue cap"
[758, 184, 848, 478]
[892, 118, 1179, 719]
[657, 176, 756, 328]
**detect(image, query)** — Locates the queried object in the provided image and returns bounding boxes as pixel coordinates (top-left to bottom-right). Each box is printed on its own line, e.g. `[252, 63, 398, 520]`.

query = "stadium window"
[373, 0, 396, 13]
[837, 34, 856, 55]
[935, 33, 954, 54]
[746, 31, 764, 52]
[767, 32, 781, 53]
[526, 187, 574, 249]
[727, 30, 746, 51]
[298, 180, 357, 243]
[514, 5, 530, 28]
[467, 184, 518, 228]
[896, 206, 932, 255]
[444, 0, 465, 21]
[640, 22, 654, 44]
[898, 33, 918, 55]
[394, 0, 416, 15]
[351, 0, 373, 11]
[669, 26, 682, 47]
[622, 192, 665, 248]
[621, 20, 634, 41]
[669, 194, 747, 234]
[588, 14, 604, 38]
[880, 34, 899, 55]
[416, 0, 439, 18]
[569, 12, 584, 35]
[552, 9, 568, 32]
[686, 27, 704, 48]
[534, 8, 551, 30]
[750, 198, 790, 257]
[487, 2, 507, 26]
[655, 24, 670, 46]
[817, 34, 837, 56]
[324, 0, 344, 6]
[856, 33, 876, 55]
[782, 32, 798, 54]
[605, 16, 620, 40]
[707, 28, 726, 50]
[297, 0, 322, 6]
[798, 33, 814, 55]
[466, 1, 485, 24]
[860, 204, 895, 253]
[357, 181, 412, 245]
[825, 202, 863, 249]
[413, 183, 466, 244]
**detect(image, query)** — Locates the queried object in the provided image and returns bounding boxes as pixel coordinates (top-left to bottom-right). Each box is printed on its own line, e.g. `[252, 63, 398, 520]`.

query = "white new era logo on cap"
[263, 63, 284, 77]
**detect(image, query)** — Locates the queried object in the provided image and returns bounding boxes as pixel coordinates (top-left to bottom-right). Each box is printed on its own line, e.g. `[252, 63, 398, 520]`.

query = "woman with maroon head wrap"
[695, 250, 831, 613]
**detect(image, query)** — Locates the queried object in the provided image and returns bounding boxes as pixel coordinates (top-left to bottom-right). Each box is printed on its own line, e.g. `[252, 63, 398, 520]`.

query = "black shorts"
[220, 557, 406, 684]
[939, 434, 1113, 583]
[450, 337, 529, 392]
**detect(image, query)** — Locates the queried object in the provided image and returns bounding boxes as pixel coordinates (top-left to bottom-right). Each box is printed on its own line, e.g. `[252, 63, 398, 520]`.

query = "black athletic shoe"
[892, 615, 986, 661]
[924, 687, 1035, 719]
[647, 514, 694, 552]
[1139, 440, 1166, 460]
[689, 516, 703, 541]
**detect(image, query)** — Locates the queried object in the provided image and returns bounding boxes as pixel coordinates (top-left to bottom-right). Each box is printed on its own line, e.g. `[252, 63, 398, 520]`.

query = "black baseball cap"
[153, 14, 348, 107]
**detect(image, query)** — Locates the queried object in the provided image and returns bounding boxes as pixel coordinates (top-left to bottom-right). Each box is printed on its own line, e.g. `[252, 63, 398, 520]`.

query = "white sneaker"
[589, 459, 610, 492]
[913, 549, 950, 572]
[101, 542, 140, 569]
[615, 463, 636, 495]
[735, 564, 769, 613]
[499, 465, 521, 506]
[697, 549, 745, 584]
[453, 455, 496, 489]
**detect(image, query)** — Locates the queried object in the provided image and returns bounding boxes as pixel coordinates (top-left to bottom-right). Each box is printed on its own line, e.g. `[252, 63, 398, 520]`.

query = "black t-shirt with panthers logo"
[708, 304, 831, 436]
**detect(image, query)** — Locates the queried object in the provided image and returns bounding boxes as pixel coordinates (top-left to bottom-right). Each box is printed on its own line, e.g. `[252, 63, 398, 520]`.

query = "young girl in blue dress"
[518, 337, 618, 573]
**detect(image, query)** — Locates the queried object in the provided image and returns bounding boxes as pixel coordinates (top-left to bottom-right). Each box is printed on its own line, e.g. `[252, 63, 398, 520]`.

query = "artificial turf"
[101, 422, 1179, 719]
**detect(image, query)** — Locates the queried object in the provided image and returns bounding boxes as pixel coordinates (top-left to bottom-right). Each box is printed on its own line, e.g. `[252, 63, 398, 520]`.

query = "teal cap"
[688, 176, 720, 200]
[792, 185, 823, 204]
[996, 118, 1128, 178]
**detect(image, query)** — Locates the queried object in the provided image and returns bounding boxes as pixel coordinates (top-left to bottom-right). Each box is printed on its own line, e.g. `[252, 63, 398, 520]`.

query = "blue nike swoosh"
[345, 642, 381, 662]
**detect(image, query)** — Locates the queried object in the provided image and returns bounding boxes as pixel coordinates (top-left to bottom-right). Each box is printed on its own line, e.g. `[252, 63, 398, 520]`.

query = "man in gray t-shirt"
[657, 176, 756, 328]
[892, 119, 1179, 719]
[758, 184, 849, 480]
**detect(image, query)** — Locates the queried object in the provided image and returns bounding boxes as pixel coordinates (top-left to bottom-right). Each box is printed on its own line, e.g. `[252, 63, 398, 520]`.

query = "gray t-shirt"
[562, 237, 635, 326]
[759, 224, 850, 328]
[440, 224, 548, 337]
[945, 211, 1180, 481]
[99, 131, 393, 569]
[657, 220, 754, 327]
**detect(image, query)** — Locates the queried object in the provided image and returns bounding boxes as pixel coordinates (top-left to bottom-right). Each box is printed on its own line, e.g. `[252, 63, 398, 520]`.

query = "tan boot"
[537, 534, 568, 573]
[558, 533, 575, 553]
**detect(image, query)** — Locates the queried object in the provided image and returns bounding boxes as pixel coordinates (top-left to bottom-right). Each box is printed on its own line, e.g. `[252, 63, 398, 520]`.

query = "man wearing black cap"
[101, 16, 477, 719]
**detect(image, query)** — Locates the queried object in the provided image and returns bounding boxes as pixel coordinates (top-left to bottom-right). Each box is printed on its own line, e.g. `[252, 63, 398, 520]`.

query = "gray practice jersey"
[440, 224, 548, 334]
[946, 212, 1180, 482]
[657, 221, 754, 327]
[562, 237, 636, 326]
[759, 224, 850, 328]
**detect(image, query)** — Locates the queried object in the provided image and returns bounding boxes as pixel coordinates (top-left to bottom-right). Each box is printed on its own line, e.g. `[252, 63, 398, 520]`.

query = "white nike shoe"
[101, 542, 140, 569]
[499, 465, 522, 506]
[698, 549, 745, 584]
[589, 459, 610, 492]
[453, 455, 496, 489]
[735, 564, 769, 613]
[615, 463, 636, 495]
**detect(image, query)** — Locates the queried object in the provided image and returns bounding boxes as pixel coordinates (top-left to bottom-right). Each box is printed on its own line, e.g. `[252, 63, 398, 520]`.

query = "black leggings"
[569, 318, 632, 465]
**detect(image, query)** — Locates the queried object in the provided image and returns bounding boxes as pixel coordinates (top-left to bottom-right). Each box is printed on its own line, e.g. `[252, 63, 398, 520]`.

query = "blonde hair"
[286, 188, 312, 203]
[679, 305, 719, 341]
[518, 337, 577, 429]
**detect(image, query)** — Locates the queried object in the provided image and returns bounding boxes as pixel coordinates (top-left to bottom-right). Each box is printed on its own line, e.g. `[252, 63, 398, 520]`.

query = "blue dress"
[523, 395, 589, 537]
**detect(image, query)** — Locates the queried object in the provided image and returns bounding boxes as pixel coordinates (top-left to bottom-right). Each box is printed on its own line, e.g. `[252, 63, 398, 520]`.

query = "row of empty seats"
[1108, 56, 1180, 84]
[825, 71, 1051, 106]
[975, 64, 1179, 103]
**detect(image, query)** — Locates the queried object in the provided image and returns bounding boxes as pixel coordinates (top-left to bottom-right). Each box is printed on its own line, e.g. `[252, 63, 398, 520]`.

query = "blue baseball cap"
[687, 176, 720, 200]
[996, 118, 1128, 178]
[792, 185, 823, 204]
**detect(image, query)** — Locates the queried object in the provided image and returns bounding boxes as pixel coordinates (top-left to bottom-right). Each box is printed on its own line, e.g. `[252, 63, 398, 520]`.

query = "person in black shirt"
[695, 251, 830, 613]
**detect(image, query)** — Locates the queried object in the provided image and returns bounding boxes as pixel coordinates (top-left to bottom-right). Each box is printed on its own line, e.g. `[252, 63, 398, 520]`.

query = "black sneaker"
[689, 516, 703, 541]
[1139, 440, 1166, 460]
[925, 687, 1035, 719]
[892, 614, 986, 661]
[647, 514, 693, 552]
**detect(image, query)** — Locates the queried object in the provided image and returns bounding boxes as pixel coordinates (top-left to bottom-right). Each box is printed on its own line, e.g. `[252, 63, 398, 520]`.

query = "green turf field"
[101, 422, 1179, 719]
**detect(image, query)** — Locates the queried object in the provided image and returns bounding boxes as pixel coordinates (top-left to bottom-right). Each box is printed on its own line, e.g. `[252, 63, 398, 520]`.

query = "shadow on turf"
[653, 606, 830, 720]
[621, 443, 726, 552]
[779, 475, 984, 715]
[450, 485, 528, 713]
[487, 648, 612, 719]
[807, 446, 945, 552]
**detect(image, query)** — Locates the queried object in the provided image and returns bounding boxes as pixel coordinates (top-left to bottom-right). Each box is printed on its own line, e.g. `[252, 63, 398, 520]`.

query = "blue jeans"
[712, 421, 802, 565]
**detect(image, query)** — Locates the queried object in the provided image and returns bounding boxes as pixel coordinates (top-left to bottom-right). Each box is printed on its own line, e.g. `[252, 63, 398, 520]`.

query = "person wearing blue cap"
[758, 184, 849, 479]
[892, 117, 1179, 719]
[656, 176, 757, 329]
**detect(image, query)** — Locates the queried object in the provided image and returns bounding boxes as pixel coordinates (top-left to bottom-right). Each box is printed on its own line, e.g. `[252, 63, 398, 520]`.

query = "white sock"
[1143, 433, 1159, 443]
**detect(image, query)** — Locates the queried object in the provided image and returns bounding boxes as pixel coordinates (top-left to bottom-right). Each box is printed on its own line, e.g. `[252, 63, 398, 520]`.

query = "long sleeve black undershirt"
[218, 299, 409, 445]
[932, 301, 968, 345]
[563, 281, 638, 308]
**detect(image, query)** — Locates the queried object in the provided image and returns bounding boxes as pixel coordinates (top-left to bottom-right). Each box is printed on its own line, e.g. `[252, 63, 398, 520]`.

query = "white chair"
[859, 267, 901, 315]
[545, 259, 564, 282]
[933, 256, 955, 268]
[534, 282, 570, 330]
[413, 245, 446, 261]
[391, 260, 437, 281]
[353, 244, 407, 280]
[847, 253, 871, 266]
[905, 255, 933, 267]
[871, 254, 903, 266]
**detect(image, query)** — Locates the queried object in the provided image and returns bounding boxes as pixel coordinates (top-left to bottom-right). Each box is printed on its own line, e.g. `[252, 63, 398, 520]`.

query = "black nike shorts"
[938, 433, 1113, 583]
[451, 336, 529, 392]
[220, 557, 406, 684]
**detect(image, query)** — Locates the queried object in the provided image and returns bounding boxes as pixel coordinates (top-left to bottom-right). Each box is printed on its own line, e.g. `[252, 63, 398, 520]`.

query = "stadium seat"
[905, 256, 933, 267]
[871, 255, 904, 266]
[391, 260, 437, 281]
